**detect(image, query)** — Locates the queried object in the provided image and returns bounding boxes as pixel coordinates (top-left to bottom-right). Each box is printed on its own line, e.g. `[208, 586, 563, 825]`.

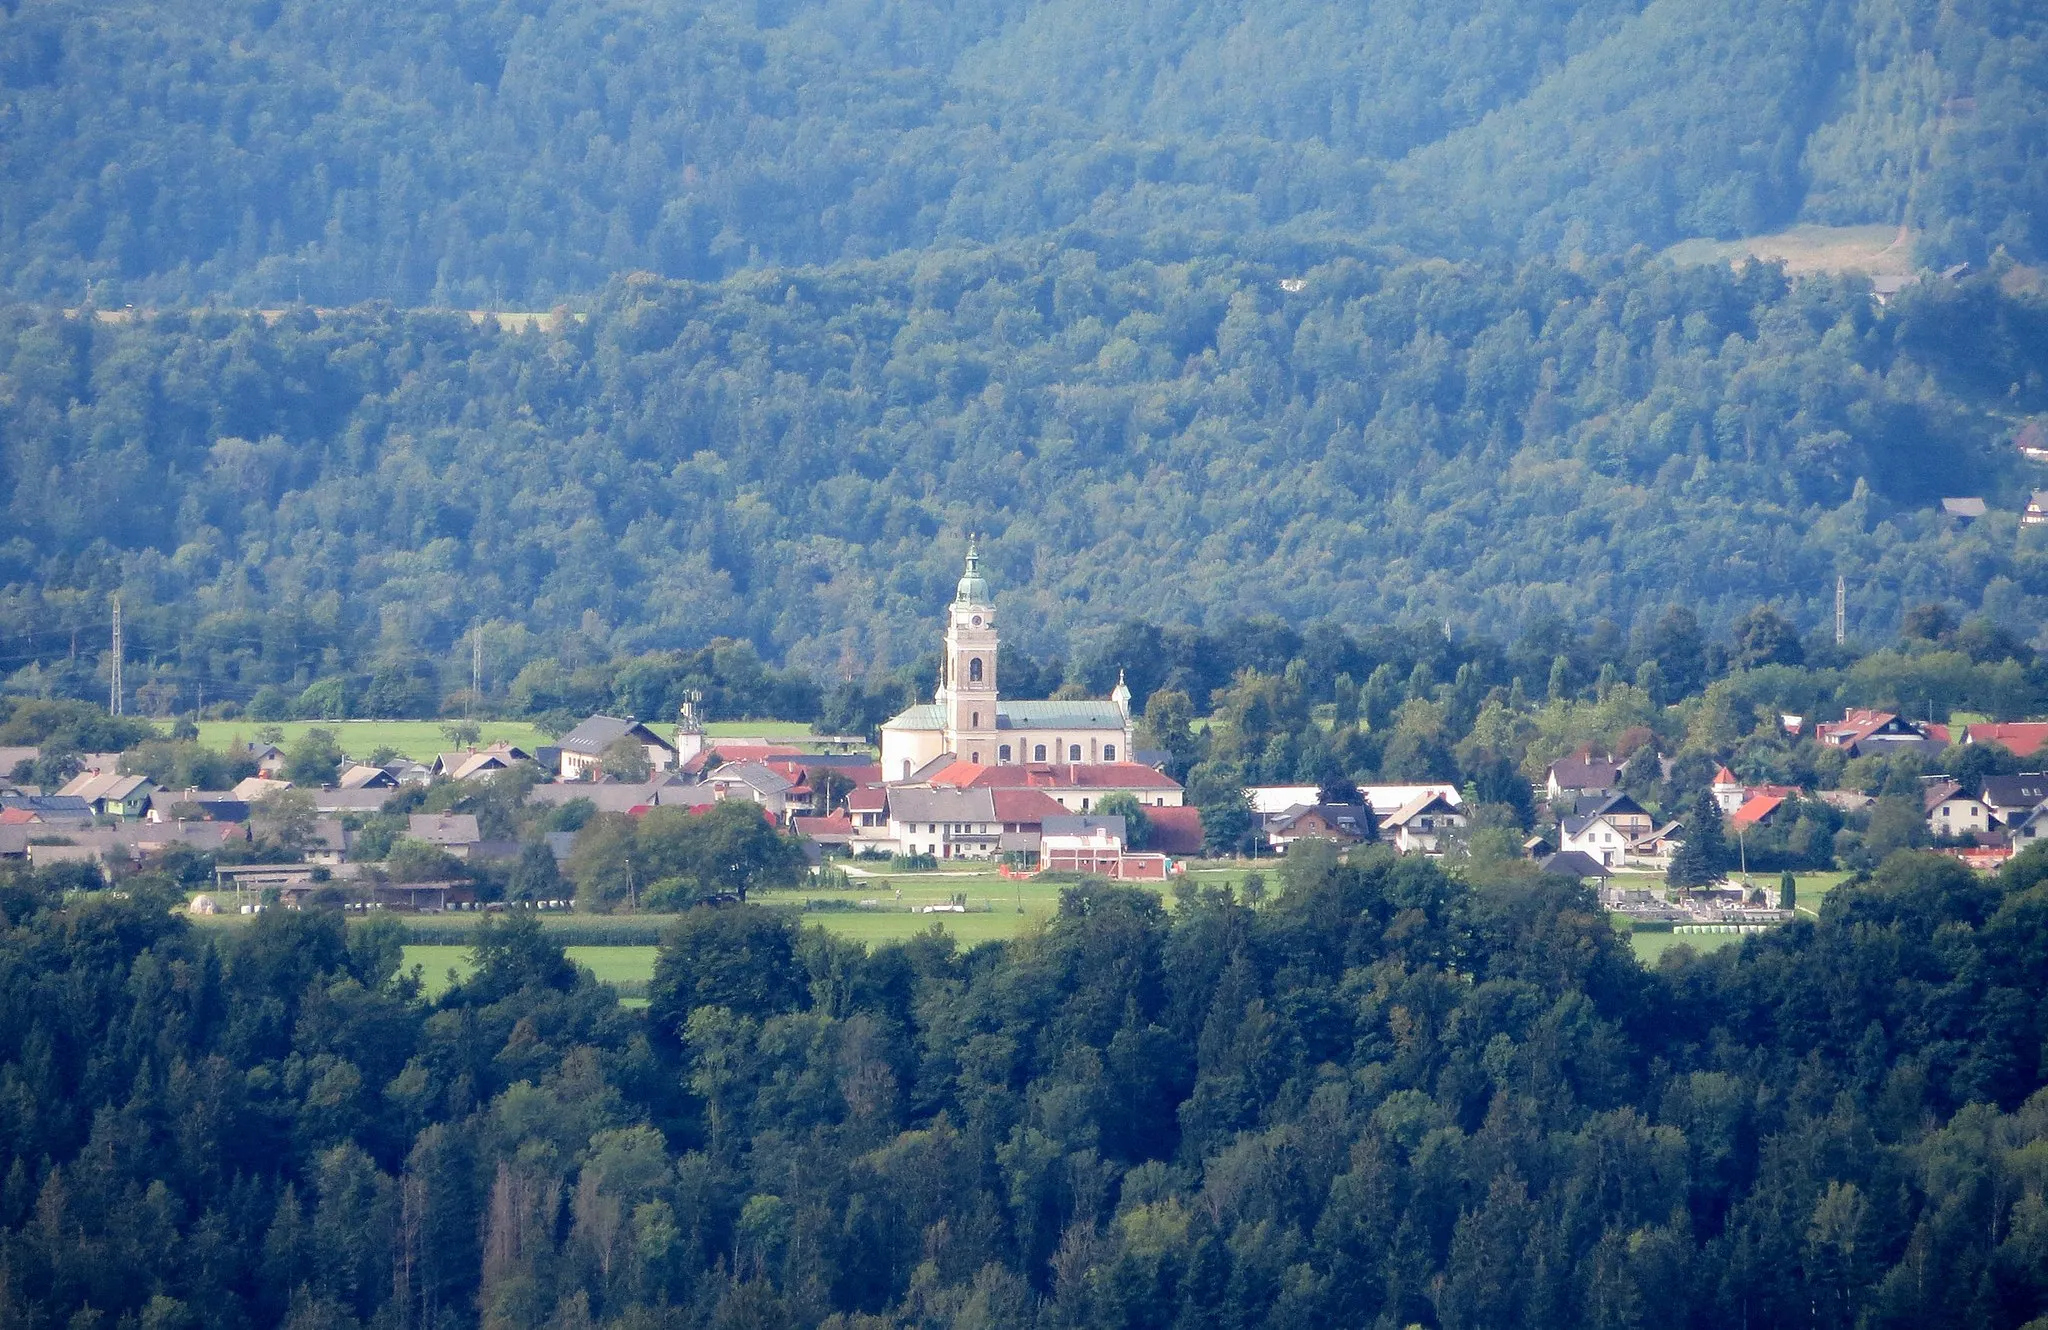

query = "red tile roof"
[1966, 722, 2048, 758]
[1730, 794, 1785, 828]
[1145, 805, 1205, 856]
[932, 762, 1183, 791]
[990, 788, 1069, 824]
[845, 784, 889, 813]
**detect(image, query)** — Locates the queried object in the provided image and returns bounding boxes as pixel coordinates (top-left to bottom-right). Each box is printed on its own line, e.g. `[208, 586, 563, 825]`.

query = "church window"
[1102, 745, 1116, 761]
[972, 712, 979, 727]
[999, 745, 1012, 762]
[969, 657, 983, 682]
[1068, 744, 1082, 761]
[1033, 744, 1046, 761]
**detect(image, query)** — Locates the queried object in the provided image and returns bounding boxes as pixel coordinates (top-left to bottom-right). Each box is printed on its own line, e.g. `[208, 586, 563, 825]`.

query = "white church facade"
[879, 542, 1135, 781]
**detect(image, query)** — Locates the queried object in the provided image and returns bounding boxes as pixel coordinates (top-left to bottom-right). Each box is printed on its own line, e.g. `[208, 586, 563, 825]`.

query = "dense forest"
[3, 249, 2047, 706]
[0, 0, 2044, 305]
[1, 846, 2046, 1329]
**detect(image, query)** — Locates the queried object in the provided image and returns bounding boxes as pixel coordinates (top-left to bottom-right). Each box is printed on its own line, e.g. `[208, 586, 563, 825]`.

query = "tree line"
[0, 841, 2045, 1328]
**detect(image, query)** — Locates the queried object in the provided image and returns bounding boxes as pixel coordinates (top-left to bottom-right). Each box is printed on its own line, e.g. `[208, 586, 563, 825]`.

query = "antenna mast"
[470, 620, 483, 719]
[109, 595, 124, 716]
[1834, 576, 1846, 646]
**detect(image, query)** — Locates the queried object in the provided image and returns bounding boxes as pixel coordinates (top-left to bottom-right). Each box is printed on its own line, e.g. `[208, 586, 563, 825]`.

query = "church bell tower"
[938, 537, 999, 764]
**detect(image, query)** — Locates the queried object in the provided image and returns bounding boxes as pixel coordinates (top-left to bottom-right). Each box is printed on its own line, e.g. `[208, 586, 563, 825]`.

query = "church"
[879, 541, 1135, 781]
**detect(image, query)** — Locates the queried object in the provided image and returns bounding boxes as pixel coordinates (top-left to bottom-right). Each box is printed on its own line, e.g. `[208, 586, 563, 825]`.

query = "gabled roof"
[56, 772, 152, 803]
[995, 701, 1127, 730]
[1941, 497, 1987, 517]
[1730, 794, 1786, 827]
[1922, 779, 1964, 813]
[340, 763, 398, 788]
[1384, 792, 1460, 828]
[1583, 792, 1648, 820]
[990, 788, 1070, 824]
[1043, 815, 1127, 840]
[793, 813, 855, 840]
[1547, 755, 1620, 789]
[886, 787, 997, 824]
[1146, 805, 1205, 856]
[407, 813, 481, 845]
[1965, 723, 2048, 758]
[1, 793, 93, 820]
[1980, 774, 2048, 811]
[1271, 803, 1374, 836]
[1538, 850, 1612, 879]
[845, 784, 889, 814]
[560, 715, 676, 757]
[705, 760, 796, 796]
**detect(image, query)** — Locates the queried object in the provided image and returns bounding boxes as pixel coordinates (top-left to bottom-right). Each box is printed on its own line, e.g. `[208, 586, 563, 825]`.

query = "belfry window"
[969, 657, 983, 682]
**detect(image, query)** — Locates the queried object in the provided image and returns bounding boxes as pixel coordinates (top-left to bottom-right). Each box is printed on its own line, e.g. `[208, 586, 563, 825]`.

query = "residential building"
[2025, 491, 2048, 526]
[1041, 815, 1167, 880]
[0, 793, 94, 827]
[558, 716, 679, 781]
[884, 787, 1002, 860]
[1559, 811, 1634, 867]
[1816, 709, 1949, 757]
[339, 763, 398, 789]
[1546, 754, 1621, 801]
[407, 813, 483, 857]
[55, 771, 156, 818]
[1383, 793, 1466, 855]
[1711, 766, 1746, 815]
[1538, 850, 1612, 882]
[1268, 803, 1376, 851]
[1980, 774, 2048, 829]
[1247, 785, 1322, 815]
[1730, 793, 1789, 829]
[1923, 780, 1992, 838]
[880, 541, 1134, 779]
[696, 760, 797, 817]
[1964, 722, 2048, 759]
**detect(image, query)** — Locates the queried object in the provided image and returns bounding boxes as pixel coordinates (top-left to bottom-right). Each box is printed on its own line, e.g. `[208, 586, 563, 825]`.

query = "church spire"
[954, 534, 991, 605]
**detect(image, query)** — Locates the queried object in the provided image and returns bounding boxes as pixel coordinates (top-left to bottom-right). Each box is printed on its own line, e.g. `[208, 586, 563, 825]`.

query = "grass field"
[196, 719, 553, 761]
[403, 944, 660, 998]
[1663, 223, 1913, 280]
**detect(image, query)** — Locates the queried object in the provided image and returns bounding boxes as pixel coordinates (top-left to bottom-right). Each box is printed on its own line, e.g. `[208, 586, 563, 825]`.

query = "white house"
[1383, 793, 1466, 855]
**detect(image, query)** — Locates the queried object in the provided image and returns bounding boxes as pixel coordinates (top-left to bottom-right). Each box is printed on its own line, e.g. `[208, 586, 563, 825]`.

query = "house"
[925, 760, 1186, 810]
[1730, 793, 1789, 829]
[1268, 803, 1376, 851]
[1964, 722, 2048, 759]
[1923, 780, 1992, 838]
[235, 742, 288, 776]
[312, 788, 401, 816]
[1357, 784, 1464, 818]
[55, 771, 156, 819]
[1979, 774, 2048, 829]
[432, 744, 532, 781]
[0, 747, 40, 779]
[0, 794, 94, 827]
[152, 791, 251, 823]
[528, 776, 708, 815]
[1546, 754, 1622, 801]
[1383, 793, 1466, 855]
[2025, 491, 2048, 526]
[1559, 810, 1635, 867]
[1248, 785, 1323, 815]
[792, 812, 856, 851]
[1577, 793, 1653, 838]
[1041, 815, 1168, 880]
[558, 716, 678, 781]
[234, 776, 293, 802]
[1144, 805, 1206, 857]
[695, 760, 798, 817]
[1523, 833, 1556, 858]
[846, 784, 893, 852]
[1815, 709, 1948, 757]
[885, 787, 1002, 861]
[1941, 497, 1987, 522]
[1538, 850, 1612, 882]
[407, 813, 483, 857]
[338, 763, 398, 789]
[1630, 821, 1685, 863]
[250, 814, 351, 865]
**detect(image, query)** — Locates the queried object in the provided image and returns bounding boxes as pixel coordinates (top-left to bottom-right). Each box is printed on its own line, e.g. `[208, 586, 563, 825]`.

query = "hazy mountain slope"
[2, 247, 2042, 700]
[0, 0, 2039, 305]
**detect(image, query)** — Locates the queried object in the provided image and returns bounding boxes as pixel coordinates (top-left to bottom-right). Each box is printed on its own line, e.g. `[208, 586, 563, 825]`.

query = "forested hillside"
[3, 246, 2045, 704]
[2, 850, 2046, 1328]
[0, 0, 2042, 305]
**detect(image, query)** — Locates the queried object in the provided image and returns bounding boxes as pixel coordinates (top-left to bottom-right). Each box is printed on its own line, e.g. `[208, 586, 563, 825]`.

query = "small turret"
[954, 535, 991, 605]
[675, 690, 704, 765]
[1111, 669, 1132, 717]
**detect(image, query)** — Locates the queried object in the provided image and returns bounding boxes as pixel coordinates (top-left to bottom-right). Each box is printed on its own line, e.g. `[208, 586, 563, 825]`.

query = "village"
[4, 549, 2045, 949]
